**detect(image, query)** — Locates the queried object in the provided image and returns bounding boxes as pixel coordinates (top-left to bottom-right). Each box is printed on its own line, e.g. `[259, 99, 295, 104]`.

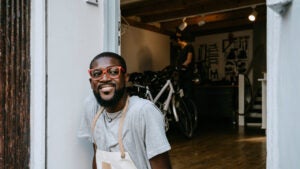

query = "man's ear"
[125, 73, 129, 82]
[89, 78, 93, 89]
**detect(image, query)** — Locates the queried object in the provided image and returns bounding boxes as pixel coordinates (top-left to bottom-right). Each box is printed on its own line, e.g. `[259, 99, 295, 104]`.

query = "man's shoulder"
[129, 95, 153, 107]
[127, 96, 163, 125]
[128, 96, 159, 114]
[83, 93, 99, 117]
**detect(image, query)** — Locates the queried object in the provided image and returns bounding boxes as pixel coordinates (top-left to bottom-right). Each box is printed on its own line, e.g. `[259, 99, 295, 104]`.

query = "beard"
[93, 85, 126, 108]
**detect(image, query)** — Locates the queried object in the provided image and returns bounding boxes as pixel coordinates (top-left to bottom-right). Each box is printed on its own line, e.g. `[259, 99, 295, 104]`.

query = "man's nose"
[100, 72, 111, 81]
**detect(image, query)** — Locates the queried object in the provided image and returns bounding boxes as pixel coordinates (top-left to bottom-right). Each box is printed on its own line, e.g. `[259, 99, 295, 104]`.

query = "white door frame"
[30, 0, 46, 168]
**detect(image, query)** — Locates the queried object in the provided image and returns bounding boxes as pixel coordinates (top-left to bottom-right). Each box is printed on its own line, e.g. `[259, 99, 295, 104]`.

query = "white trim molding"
[30, 0, 46, 168]
[100, 0, 120, 53]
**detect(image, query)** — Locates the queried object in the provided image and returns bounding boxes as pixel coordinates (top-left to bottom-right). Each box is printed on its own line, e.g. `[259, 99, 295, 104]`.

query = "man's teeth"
[99, 84, 114, 92]
[99, 84, 114, 89]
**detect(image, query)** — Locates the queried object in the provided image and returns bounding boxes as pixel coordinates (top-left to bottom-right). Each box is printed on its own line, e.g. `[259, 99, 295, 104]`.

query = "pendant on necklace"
[107, 117, 113, 123]
[105, 111, 122, 123]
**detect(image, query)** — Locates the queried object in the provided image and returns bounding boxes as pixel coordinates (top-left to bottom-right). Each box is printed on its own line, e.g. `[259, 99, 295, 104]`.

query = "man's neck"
[105, 94, 128, 113]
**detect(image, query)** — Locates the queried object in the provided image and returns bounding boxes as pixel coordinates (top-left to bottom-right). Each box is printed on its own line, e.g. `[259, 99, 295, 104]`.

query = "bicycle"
[128, 66, 198, 138]
[166, 66, 198, 138]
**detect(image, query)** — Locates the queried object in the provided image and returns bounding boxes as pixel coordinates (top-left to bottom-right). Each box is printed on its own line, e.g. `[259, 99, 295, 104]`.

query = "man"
[78, 52, 172, 169]
[176, 30, 195, 98]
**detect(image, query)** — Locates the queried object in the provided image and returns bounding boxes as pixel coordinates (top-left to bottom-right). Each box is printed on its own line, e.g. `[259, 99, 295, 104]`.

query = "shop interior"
[121, 0, 267, 168]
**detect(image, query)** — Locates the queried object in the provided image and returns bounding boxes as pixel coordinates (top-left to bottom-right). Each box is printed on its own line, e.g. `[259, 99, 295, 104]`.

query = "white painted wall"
[121, 25, 170, 73]
[47, 1, 102, 168]
[267, 0, 300, 168]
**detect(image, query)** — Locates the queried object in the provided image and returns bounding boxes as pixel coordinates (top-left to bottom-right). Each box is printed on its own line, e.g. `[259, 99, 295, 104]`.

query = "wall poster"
[196, 31, 252, 85]
[223, 36, 250, 84]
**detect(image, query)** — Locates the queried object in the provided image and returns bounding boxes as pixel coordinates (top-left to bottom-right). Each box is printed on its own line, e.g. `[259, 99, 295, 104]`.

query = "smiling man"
[78, 52, 172, 169]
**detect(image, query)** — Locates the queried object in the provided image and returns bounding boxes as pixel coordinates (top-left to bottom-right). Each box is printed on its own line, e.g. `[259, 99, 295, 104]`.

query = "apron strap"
[118, 96, 129, 159]
[91, 107, 104, 143]
[91, 96, 130, 159]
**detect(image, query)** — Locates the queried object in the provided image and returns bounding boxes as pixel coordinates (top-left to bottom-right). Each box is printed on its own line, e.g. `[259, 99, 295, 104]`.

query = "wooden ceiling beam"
[160, 5, 265, 31]
[159, 14, 265, 36]
[160, 9, 252, 29]
[138, 0, 265, 23]
[121, 18, 173, 35]
[121, 0, 187, 16]
[121, 0, 266, 37]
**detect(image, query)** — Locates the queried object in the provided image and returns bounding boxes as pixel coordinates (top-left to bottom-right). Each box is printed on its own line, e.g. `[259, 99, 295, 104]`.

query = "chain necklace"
[105, 110, 122, 123]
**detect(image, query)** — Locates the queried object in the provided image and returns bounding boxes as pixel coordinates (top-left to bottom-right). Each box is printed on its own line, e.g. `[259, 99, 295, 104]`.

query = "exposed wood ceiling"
[121, 0, 266, 37]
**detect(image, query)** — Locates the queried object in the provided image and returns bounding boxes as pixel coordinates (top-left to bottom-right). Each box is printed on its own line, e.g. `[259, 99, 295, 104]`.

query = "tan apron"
[91, 97, 137, 169]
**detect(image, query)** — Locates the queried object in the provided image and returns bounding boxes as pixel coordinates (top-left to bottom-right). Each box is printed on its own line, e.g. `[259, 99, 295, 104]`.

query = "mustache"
[97, 82, 116, 90]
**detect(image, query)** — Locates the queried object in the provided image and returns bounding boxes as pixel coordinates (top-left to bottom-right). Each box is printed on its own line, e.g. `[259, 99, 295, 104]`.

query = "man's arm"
[149, 152, 172, 169]
[182, 52, 193, 67]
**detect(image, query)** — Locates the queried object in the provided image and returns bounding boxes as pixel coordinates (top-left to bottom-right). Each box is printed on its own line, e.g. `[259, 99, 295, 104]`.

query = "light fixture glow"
[198, 20, 206, 26]
[248, 7, 258, 22]
[197, 15, 206, 26]
[178, 22, 187, 31]
[178, 17, 187, 31]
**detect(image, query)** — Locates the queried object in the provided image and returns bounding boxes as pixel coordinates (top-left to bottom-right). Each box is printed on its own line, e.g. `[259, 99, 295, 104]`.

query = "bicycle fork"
[171, 88, 185, 123]
[171, 96, 179, 122]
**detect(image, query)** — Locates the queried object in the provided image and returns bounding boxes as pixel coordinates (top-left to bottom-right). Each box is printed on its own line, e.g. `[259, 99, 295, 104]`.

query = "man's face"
[89, 56, 128, 107]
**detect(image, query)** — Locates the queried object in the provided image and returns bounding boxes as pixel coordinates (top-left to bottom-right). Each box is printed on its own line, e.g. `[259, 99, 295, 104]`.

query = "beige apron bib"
[91, 97, 137, 169]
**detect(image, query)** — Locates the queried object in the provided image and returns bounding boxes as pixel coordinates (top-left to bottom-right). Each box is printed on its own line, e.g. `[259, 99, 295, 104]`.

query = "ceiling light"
[198, 20, 206, 26]
[178, 18, 187, 31]
[248, 7, 258, 22]
[198, 15, 206, 26]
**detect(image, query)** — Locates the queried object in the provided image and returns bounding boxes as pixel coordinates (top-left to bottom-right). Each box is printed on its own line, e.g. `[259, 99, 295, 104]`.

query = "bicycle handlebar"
[133, 83, 148, 89]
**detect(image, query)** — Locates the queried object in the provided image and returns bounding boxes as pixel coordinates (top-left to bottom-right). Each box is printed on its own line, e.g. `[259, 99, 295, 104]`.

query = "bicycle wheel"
[183, 98, 198, 132]
[172, 96, 193, 138]
[155, 101, 169, 132]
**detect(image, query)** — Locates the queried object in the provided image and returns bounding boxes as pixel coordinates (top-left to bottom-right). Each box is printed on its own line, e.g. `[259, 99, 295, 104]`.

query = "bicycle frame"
[153, 80, 174, 112]
[133, 79, 179, 122]
[132, 83, 153, 101]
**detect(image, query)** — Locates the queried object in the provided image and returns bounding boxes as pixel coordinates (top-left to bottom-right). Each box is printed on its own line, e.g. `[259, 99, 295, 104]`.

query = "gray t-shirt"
[78, 95, 171, 169]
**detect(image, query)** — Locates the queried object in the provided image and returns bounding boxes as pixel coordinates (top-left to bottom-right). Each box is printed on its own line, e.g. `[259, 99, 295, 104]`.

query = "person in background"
[78, 52, 172, 169]
[176, 30, 195, 98]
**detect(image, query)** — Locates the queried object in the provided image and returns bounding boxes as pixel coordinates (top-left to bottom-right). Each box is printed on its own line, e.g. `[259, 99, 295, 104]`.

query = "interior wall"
[47, 1, 102, 168]
[121, 25, 170, 73]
